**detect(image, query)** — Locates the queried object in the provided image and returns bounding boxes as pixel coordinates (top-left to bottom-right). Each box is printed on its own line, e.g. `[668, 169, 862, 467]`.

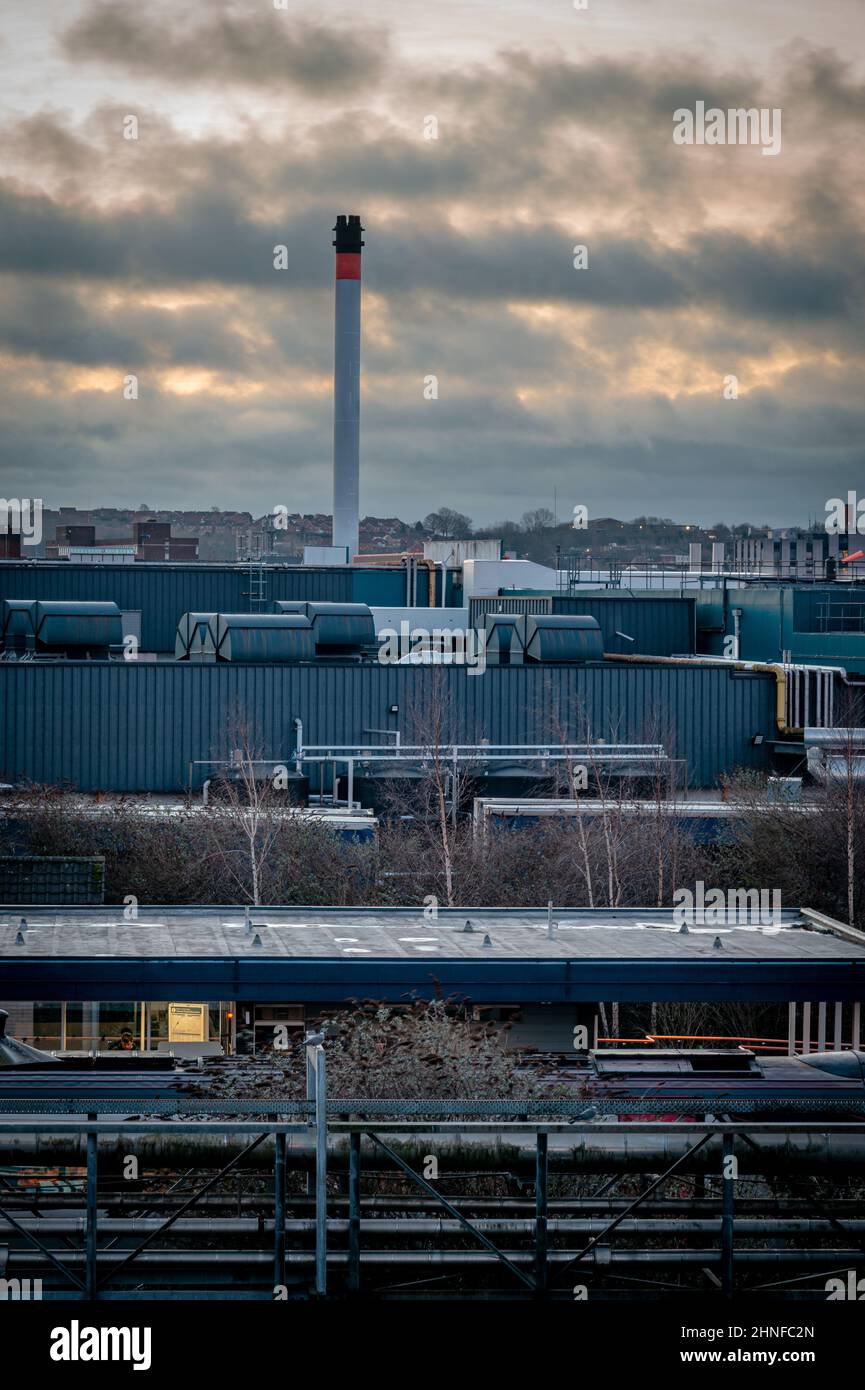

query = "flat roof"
[1, 906, 864, 1005]
[1, 905, 860, 962]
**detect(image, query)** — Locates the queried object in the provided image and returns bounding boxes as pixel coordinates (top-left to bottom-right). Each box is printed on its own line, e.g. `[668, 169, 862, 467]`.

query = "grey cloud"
[62, 2, 388, 93]
[1, 25, 863, 527]
[0, 178, 859, 331]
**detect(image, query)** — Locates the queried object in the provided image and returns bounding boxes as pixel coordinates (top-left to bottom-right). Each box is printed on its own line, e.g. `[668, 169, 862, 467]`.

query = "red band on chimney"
[335, 252, 361, 280]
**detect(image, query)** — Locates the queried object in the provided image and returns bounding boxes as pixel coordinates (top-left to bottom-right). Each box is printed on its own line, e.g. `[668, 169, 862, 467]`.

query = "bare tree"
[423, 508, 473, 540]
[203, 713, 285, 907]
[521, 507, 557, 533]
[381, 669, 479, 908]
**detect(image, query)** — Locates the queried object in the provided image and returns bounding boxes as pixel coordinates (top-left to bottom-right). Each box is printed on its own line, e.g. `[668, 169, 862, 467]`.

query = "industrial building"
[1, 904, 863, 1056]
[0, 656, 784, 792]
[2, 216, 865, 1315]
[44, 519, 199, 564]
[0, 561, 414, 651]
[695, 583, 865, 675]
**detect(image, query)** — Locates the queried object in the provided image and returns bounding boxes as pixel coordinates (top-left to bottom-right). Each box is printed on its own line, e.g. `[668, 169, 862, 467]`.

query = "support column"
[721, 1133, 735, 1299]
[535, 1131, 548, 1296]
[86, 1116, 98, 1301]
[273, 1131, 286, 1291]
[305, 1032, 328, 1297]
[348, 1132, 361, 1293]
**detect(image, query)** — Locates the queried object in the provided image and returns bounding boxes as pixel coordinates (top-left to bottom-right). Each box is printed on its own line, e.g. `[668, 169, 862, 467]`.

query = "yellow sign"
[168, 1003, 208, 1043]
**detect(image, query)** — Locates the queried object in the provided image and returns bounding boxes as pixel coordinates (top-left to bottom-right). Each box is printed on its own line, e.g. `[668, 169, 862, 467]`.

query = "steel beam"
[721, 1134, 735, 1298]
[366, 1132, 534, 1290]
[85, 1122, 97, 1301]
[273, 1131, 286, 1291]
[535, 1131, 548, 1296]
[348, 1132, 361, 1293]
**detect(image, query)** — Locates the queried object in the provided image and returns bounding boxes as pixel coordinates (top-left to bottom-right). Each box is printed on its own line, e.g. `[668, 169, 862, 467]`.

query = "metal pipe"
[9, 1193, 853, 1214]
[3, 1130, 865, 1174]
[11, 1249, 865, 1269]
[10, 1216, 865, 1237]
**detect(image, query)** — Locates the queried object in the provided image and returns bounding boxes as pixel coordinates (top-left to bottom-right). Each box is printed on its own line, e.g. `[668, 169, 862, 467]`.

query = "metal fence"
[0, 856, 105, 905]
[1, 1033, 864, 1302]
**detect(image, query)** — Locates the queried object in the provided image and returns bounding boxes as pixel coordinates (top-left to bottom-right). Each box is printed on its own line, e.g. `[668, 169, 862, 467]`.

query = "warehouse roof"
[1, 906, 863, 1006]
[1, 905, 862, 962]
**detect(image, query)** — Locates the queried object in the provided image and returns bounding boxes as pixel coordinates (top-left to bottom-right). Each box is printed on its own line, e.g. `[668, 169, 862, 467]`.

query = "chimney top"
[333, 214, 365, 252]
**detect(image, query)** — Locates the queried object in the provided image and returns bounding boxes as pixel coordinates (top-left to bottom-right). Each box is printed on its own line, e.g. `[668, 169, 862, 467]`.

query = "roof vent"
[482, 933, 492, 947]
[678, 922, 689, 934]
[462, 920, 475, 933]
[713, 935, 723, 949]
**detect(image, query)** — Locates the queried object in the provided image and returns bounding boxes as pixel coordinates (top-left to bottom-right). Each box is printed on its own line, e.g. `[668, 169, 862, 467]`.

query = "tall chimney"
[332, 214, 364, 563]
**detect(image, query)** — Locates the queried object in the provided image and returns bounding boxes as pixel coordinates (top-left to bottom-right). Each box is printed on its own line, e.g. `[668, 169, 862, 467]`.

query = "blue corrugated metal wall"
[0, 662, 774, 792]
[696, 586, 865, 673]
[551, 594, 696, 656]
[0, 564, 408, 652]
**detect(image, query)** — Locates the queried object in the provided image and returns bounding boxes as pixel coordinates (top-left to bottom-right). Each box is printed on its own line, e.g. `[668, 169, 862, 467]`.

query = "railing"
[1, 1030, 865, 1301]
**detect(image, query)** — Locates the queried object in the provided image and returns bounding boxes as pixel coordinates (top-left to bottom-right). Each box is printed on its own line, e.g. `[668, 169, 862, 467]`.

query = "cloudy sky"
[0, 0, 862, 527]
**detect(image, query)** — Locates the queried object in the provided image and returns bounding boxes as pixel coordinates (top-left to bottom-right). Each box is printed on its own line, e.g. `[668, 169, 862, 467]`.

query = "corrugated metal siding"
[551, 594, 696, 656]
[696, 586, 865, 673]
[468, 594, 695, 655]
[0, 565, 407, 652]
[0, 662, 774, 792]
[469, 596, 553, 622]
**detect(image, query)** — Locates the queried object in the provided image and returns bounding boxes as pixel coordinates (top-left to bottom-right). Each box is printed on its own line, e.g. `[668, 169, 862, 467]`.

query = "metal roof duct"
[271, 600, 310, 616]
[34, 599, 122, 654]
[304, 601, 375, 651]
[524, 614, 603, 663]
[483, 612, 526, 665]
[175, 612, 219, 660]
[215, 613, 315, 663]
[1, 598, 37, 651]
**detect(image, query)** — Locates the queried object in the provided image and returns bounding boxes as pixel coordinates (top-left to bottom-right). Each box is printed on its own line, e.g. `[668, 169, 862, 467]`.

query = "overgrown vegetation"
[188, 1000, 547, 1101]
[3, 763, 864, 928]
